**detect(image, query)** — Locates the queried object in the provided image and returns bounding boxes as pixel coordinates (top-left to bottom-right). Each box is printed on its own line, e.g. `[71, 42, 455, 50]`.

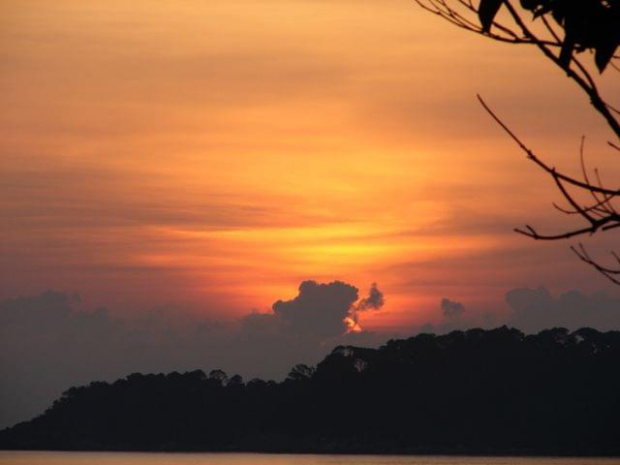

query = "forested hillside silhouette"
[1, 326, 619, 455]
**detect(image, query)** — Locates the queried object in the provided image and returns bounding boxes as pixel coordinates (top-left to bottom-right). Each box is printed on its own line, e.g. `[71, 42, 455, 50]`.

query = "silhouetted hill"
[1, 326, 619, 455]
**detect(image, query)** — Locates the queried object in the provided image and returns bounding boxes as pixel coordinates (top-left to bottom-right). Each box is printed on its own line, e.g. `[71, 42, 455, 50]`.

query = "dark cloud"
[272, 280, 359, 339]
[401, 287, 620, 339]
[505, 287, 620, 333]
[415, 289, 620, 336]
[2, 283, 618, 431]
[356, 282, 385, 311]
[0, 291, 245, 430]
[0, 292, 124, 430]
[0, 281, 377, 430]
[441, 297, 465, 319]
[240, 311, 282, 336]
[415, 297, 478, 335]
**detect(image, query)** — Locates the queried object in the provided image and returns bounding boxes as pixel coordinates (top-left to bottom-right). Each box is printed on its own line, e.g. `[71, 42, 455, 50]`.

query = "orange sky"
[1, 0, 619, 331]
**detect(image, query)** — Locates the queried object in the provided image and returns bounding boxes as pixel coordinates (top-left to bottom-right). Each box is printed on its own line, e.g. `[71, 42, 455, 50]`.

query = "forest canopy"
[2, 326, 619, 455]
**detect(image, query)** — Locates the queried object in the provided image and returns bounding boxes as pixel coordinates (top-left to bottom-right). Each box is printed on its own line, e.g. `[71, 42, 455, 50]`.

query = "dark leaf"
[594, 40, 619, 72]
[479, 0, 503, 32]
[520, 0, 540, 11]
[593, 6, 620, 72]
[551, 5, 565, 25]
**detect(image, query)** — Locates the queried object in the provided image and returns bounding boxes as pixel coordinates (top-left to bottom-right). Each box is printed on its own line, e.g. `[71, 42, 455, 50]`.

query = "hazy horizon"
[1, 0, 619, 434]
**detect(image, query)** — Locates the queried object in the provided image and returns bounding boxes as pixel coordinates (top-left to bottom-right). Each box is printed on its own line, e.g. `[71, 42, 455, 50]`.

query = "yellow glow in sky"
[1, 0, 618, 330]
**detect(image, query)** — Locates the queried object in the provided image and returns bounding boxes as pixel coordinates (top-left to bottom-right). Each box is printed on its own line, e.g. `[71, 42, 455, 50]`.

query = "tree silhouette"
[414, 0, 620, 283]
[286, 364, 316, 382]
[2, 327, 620, 454]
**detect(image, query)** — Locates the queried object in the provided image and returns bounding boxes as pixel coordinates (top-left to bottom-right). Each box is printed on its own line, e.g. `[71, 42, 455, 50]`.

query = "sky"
[1, 0, 619, 428]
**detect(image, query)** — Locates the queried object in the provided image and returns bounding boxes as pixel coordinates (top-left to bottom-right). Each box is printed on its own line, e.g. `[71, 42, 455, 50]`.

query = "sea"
[0, 453, 619, 465]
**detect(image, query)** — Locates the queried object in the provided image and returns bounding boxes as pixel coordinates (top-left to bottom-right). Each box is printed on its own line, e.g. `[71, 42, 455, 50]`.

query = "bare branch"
[572, 244, 620, 285]
[414, 0, 620, 284]
[477, 96, 620, 196]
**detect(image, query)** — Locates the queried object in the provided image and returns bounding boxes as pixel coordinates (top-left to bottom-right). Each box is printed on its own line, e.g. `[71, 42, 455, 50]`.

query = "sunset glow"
[3, 0, 620, 434]
[2, 0, 619, 331]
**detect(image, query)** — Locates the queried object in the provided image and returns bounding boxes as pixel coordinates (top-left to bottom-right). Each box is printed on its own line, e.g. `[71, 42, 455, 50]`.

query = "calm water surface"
[0, 453, 619, 465]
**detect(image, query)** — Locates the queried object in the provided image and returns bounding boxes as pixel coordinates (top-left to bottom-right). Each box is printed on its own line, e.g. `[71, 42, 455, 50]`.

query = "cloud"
[505, 287, 620, 333]
[0, 291, 247, 430]
[0, 281, 381, 430]
[2, 283, 618, 432]
[441, 297, 465, 319]
[272, 280, 359, 339]
[407, 288, 620, 337]
[0, 292, 124, 430]
[356, 282, 385, 311]
[240, 311, 282, 336]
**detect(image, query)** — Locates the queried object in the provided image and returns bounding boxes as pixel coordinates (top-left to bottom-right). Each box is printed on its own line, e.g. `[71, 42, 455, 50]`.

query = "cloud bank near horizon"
[1, 282, 619, 429]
